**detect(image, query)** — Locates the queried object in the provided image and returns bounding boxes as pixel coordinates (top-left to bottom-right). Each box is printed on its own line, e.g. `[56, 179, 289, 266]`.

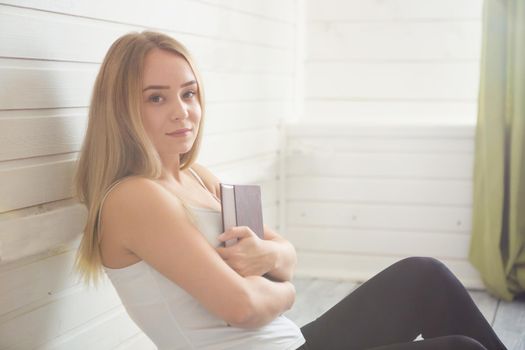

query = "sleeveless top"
[99, 168, 306, 350]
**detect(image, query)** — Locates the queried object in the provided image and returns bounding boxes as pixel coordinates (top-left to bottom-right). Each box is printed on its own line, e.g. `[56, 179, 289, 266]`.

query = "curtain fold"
[468, 0, 525, 301]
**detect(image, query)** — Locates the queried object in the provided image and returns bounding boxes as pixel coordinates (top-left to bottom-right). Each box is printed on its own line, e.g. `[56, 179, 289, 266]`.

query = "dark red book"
[220, 183, 264, 247]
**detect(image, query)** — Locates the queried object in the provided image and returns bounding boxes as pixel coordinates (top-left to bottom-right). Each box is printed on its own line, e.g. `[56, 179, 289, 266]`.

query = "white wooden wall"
[285, 123, 483, 288]
[303, 0, 483, 124]
[0, 1, 297, 349]
[286, 0, 484, 287]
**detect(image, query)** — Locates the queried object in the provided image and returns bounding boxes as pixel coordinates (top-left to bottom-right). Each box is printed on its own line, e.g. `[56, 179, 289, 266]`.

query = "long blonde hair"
[73, 31, 206, 287]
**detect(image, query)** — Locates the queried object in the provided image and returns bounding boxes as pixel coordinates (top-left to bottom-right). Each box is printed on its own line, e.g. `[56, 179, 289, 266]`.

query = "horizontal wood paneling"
[197, 0, 295, 23]
[307, 21, 481, 61]
[0, 1, 295, 48]
[286, 153, 474, 179]
[303, 0, 482, 124]
[287, 177, 472, 206]
[36, 308, 154, 350]
[306, 61, 480, 100]
[287, 227, 471, 259]
[0, 281, 122, 349]
[285, 123, 480, 286]
[306, 0, 483, 21]
[303, 100, 478, 123]
[0, 5, 294, 73]
[287, 201, 471, 233]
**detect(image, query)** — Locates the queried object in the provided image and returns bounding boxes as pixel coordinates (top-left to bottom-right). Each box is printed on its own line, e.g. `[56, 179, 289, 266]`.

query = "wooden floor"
[285, 277, 525, 350]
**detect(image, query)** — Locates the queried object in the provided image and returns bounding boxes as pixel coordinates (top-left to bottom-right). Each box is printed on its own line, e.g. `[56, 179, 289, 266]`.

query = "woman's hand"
[215, 226, 277, 277]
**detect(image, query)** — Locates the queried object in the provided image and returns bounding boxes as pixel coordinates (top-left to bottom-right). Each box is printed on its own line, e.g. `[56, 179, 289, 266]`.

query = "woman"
[74, 31, 507, 350]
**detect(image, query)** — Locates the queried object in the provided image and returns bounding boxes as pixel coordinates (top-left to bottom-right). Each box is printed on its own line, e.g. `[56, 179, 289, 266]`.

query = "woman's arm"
[215, 225, 297, 282]
[102, 177, 294, 328]
[263, 225, 298, 282]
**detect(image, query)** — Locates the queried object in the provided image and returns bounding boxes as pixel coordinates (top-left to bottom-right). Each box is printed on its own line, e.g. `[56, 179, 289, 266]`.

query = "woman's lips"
[166, 128, 192, 136]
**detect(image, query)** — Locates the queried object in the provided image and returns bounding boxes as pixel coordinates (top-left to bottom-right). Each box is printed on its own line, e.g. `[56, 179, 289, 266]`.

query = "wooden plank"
[0, 250, 80, 316]
[287, 136, 474, 154]
[307, 21, 481, 61]
[303, 99, 477, 123]
[199, 0, 295, 23]
[293, 251, 484, 289]
[112, 333, 156, 350]
[0, 281, 122, 350]
[0, 1, 294, 48]
[0, 153, 76, 212]
[205, 101, 287, 134]
[306, 0, 483, 21]
[286, 201, 471, 233]
[0, 59, 97, 109]
[0, 5, 293, 73]
[209, 152, 279, 183]
[0, 112, 86, 162]
[200, 127, 281, 165]
[493, 299, 525, 350]
[35, 308, 150, 350]
[285, 227, 471, 259]
[286, 123, 476, 138]
[306, 61, 480, 100]
[286, 153, 473, 180]
[286, 177, 472, 206]
[0, 200, 85, 263]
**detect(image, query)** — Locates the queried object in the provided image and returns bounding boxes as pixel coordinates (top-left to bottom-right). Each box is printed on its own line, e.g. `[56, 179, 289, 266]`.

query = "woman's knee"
[394, 256, 450, 275]
[392, 256, 458, 286]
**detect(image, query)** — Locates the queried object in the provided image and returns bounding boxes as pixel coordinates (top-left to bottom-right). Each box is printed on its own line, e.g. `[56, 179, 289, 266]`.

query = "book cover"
[220, 183, 264, 247]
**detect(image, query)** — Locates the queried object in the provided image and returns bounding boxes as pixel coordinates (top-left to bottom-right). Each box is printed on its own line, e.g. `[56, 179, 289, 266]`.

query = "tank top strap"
[187, 167, 208, 190]
[188, 167, 221, 203]
[97, 176, 136, 244]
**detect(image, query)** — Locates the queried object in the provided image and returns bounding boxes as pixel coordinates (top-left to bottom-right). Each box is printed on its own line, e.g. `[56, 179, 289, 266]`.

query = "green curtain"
[469, 0, 525, 301]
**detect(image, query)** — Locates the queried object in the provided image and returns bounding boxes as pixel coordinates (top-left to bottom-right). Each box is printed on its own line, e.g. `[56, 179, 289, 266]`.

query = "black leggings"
[297, 257, 507, 350]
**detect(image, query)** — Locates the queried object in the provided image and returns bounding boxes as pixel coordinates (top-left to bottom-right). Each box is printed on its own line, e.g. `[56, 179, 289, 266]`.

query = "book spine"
[220, 184, 238, 247]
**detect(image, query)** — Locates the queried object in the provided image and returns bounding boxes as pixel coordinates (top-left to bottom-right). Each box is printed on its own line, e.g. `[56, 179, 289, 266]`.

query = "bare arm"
[216, 224, 297, 282]
[102, 177, 294, 328]
[263, 225, 298, 282]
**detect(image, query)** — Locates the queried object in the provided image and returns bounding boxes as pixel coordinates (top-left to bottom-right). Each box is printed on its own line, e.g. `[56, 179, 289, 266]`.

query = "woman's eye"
[149, 95, 164, 103]
[183, 90, 196, 99]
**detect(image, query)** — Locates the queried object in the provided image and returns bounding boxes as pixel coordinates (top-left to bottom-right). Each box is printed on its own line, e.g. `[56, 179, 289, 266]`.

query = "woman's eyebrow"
[142, 80, 197, 92]
[143, 85, 169, 92]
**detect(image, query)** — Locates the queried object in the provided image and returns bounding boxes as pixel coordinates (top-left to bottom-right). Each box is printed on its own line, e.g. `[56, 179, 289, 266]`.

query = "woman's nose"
[170, 102, 189, 120]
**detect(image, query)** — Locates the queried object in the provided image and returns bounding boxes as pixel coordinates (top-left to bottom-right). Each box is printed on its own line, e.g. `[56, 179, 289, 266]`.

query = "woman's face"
[140, 48, 201, 158]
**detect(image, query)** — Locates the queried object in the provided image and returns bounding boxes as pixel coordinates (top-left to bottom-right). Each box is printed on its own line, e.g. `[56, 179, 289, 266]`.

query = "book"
[220, 183, 265, 247]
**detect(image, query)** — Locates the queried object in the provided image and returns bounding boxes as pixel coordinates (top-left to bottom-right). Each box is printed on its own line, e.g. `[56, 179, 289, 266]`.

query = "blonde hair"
[73, 31, 205, 287]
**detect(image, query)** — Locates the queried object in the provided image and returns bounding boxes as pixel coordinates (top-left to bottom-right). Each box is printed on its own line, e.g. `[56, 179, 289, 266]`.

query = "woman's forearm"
[232, 275, 296, 329]
[264, 239, 298, 282]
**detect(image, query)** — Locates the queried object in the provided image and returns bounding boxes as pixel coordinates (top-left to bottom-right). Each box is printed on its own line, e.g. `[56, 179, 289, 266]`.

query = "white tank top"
[100, 169, 306, 350]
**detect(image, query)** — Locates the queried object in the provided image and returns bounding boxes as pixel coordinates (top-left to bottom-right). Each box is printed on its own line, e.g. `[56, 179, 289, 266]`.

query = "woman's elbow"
[225, 294, 259, 329]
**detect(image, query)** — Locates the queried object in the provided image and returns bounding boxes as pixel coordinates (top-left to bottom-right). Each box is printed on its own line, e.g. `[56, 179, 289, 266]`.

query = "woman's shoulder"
[103, 176, 160, 203]
[101, 176, 184, 228]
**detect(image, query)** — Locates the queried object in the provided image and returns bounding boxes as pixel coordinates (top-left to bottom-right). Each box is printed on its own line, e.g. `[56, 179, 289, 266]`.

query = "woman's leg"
[299, 257, 507, 350]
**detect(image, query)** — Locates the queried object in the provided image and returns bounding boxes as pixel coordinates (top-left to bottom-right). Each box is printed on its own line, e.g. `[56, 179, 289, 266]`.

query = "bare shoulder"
[190, 163, 222, 197]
